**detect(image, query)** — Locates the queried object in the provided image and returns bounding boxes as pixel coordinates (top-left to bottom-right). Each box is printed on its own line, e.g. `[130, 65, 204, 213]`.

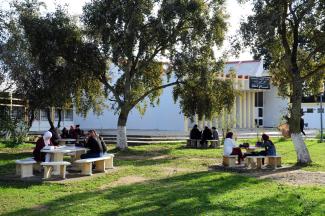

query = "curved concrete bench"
[74, 154, 114, 176]
[16, 158, 37, 178]
[41, 161, 71, 179]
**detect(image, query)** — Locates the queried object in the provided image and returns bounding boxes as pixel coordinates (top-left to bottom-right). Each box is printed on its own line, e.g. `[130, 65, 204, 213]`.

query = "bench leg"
[60, 165, 67, 179]
[256, 158, 263, 169]
[16, 164, 21, 176]
[247, 158, 256, 169]
[81, 163, 92, 175]
[20, 164, 34, 178]
[277, 157, 282, 167]
[105, 158, 114, 169]
[95, 160, 105, 172]
[43, 166, 52, 179]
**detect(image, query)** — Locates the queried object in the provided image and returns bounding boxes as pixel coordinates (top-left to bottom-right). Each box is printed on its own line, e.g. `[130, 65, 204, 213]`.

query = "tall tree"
[82, 0, 234, 149]
[2, 1, 105, 128]
[239, 0, 325, 164]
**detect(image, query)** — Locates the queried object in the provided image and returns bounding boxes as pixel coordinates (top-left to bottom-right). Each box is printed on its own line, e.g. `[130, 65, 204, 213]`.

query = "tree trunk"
[46, 108, 55, 129]
[57, 108, 62, 128]
[289, 77, 312, 164]
[116, 110, 129, 150]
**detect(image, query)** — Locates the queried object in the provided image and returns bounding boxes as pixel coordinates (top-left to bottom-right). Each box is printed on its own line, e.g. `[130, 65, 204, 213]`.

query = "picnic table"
[41, 146, 87, 175]
[240, 146, 264, 153]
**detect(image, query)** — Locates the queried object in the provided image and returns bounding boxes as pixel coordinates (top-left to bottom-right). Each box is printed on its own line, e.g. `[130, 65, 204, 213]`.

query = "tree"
[2, 1, 105, 128]
[82, 0, 234, 149]
[239, 0, 325, 164]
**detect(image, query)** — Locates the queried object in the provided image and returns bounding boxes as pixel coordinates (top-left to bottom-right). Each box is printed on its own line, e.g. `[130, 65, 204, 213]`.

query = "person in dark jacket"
[259, 134, 276, 156]
[300, 113, 306, 136]
[61, 127, 69, 138]
[190, 125, 201, 139]
[81, 130, 107, 159]
[201, 126, 213, 146]
[33, 131, 53, 162]
[49, 127, 60, 146]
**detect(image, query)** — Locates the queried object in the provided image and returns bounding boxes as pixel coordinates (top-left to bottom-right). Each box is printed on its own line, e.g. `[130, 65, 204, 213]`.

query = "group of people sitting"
[33, 128, 107, 163]
[224, 132, 276, 164]
[190, 125, 219, 145]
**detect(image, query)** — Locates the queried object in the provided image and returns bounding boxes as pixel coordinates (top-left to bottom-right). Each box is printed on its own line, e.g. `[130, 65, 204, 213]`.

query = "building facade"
[2, 60, 324, 131]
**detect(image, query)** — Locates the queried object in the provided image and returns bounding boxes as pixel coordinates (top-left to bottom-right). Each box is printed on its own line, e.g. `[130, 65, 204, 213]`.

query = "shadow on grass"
[3, 171, 324, 216]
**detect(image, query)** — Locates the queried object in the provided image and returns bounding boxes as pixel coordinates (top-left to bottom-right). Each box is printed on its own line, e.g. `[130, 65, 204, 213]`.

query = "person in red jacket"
[33, 131, 53, 162]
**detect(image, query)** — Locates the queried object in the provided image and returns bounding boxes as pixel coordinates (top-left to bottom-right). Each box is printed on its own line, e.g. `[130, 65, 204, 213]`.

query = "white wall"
[263, 85, 288, 127]
[302, 105, 325, 129]
[30, 120, 74, 131]
[74, 85, 185, 131]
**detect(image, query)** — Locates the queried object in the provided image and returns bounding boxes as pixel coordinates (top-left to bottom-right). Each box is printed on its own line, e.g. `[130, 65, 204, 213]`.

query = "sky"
[0, 0, 254, 61]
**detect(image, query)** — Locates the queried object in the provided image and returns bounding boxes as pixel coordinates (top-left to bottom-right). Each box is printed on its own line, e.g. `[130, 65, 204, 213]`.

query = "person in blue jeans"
[81, 130, 107, 159]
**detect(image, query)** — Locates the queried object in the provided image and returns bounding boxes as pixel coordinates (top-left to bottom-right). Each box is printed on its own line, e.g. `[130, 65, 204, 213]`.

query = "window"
[255, 92, 263, 107]
[40, 109, 48, 121]
[12, 107, 24, 119]
[258, 119, 263, 126]
[306, 108, 314, 113]
[34, 110, 40, 120]
[55, 109, 63, 120]
[64, 109, 73, 121]
[258, 108, 263, 117]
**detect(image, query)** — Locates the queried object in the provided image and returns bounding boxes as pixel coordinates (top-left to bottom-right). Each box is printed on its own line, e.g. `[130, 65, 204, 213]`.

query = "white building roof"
[224, 60, 267, 77]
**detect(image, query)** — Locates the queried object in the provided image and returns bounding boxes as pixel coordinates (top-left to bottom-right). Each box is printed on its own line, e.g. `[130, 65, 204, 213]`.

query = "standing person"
[300, 112, 306, 136]
[33, 131, 53, 162]
[223, 132, 243, 164]
[190, 125, 201, 139]
[201, 126, 213, 146]
[81, 130, 106, 159]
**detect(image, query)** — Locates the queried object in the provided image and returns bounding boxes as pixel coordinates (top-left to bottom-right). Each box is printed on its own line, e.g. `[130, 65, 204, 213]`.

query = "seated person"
[201, 126, 213, 145]
[49, 127, 61, 146]
[223, 132, 243, 164]
[81, 130, 107, 159]
[212, 127, 219, 140]
[61, 127, 69, 138]
[33, 131, 53, 162]
[190, 124, 201, 139]
[259, 134, 276, 156]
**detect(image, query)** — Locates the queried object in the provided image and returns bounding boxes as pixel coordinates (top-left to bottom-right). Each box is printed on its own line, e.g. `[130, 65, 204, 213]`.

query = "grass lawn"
[0, 139, 324, 216]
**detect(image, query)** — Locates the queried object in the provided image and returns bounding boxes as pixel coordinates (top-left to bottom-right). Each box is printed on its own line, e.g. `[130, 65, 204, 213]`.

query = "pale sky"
[0, 0, 254, 61]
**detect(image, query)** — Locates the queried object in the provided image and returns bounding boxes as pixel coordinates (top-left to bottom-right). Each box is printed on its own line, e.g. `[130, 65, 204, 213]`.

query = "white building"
[74, 60, 289, 131]
[2, 60, 324, 132]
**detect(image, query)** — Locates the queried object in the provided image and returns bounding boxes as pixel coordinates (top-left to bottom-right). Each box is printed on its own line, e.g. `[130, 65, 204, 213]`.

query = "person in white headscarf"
[33, 131, 53, 162]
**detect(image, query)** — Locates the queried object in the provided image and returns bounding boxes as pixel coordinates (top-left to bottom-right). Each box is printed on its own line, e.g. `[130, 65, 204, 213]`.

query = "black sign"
[249, 76, 271, 89]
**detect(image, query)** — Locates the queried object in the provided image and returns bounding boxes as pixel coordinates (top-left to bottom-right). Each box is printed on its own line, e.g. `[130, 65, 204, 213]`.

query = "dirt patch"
[100, 176, 147, 190]
[116, 154, 170, 160]
[257, 170, 325, 185]
[211, 164, 325, 186]
[161, 167, 191, 176]
[31, 205, 48, 212]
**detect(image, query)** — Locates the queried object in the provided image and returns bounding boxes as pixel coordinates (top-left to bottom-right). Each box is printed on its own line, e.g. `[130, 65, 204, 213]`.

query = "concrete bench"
[245, 156, 265, 169]
[74, 154, 114, 176]
[222, 155, 237, 167]
[41, 161, 71, 179]
[266, 155, 282, 168]
[15, 158, 37, 178]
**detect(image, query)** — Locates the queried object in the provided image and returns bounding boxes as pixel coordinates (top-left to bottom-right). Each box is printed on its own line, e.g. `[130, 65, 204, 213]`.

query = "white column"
[247, 91, 251, 128]
[239, 95, 243, 128]
[252, 92, 256, 128]
[233, 96, 237, 128]
[184, 116, 188, 132]
[243, 92, 247, 128]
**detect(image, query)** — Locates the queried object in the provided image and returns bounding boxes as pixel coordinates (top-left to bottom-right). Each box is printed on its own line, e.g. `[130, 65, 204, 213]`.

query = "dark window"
[255, 92, 263, 107]
[259, 119, 263, 126]
[40, 110, 47, 121]
[258, 108, 263, 117]
[306, 108, 314, 113]
[318, 108, 324, 113]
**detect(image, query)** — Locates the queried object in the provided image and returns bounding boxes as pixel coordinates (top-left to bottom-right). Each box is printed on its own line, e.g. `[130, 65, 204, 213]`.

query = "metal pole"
[321, 90, 324, 143]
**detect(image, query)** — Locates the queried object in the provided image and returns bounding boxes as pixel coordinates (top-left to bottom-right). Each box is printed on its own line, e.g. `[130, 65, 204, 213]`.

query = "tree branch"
[131, 80, 183, 109]
[302, 64, 325, 80]
[100, 74, 122, 105]
[279, 1, 292, 58]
